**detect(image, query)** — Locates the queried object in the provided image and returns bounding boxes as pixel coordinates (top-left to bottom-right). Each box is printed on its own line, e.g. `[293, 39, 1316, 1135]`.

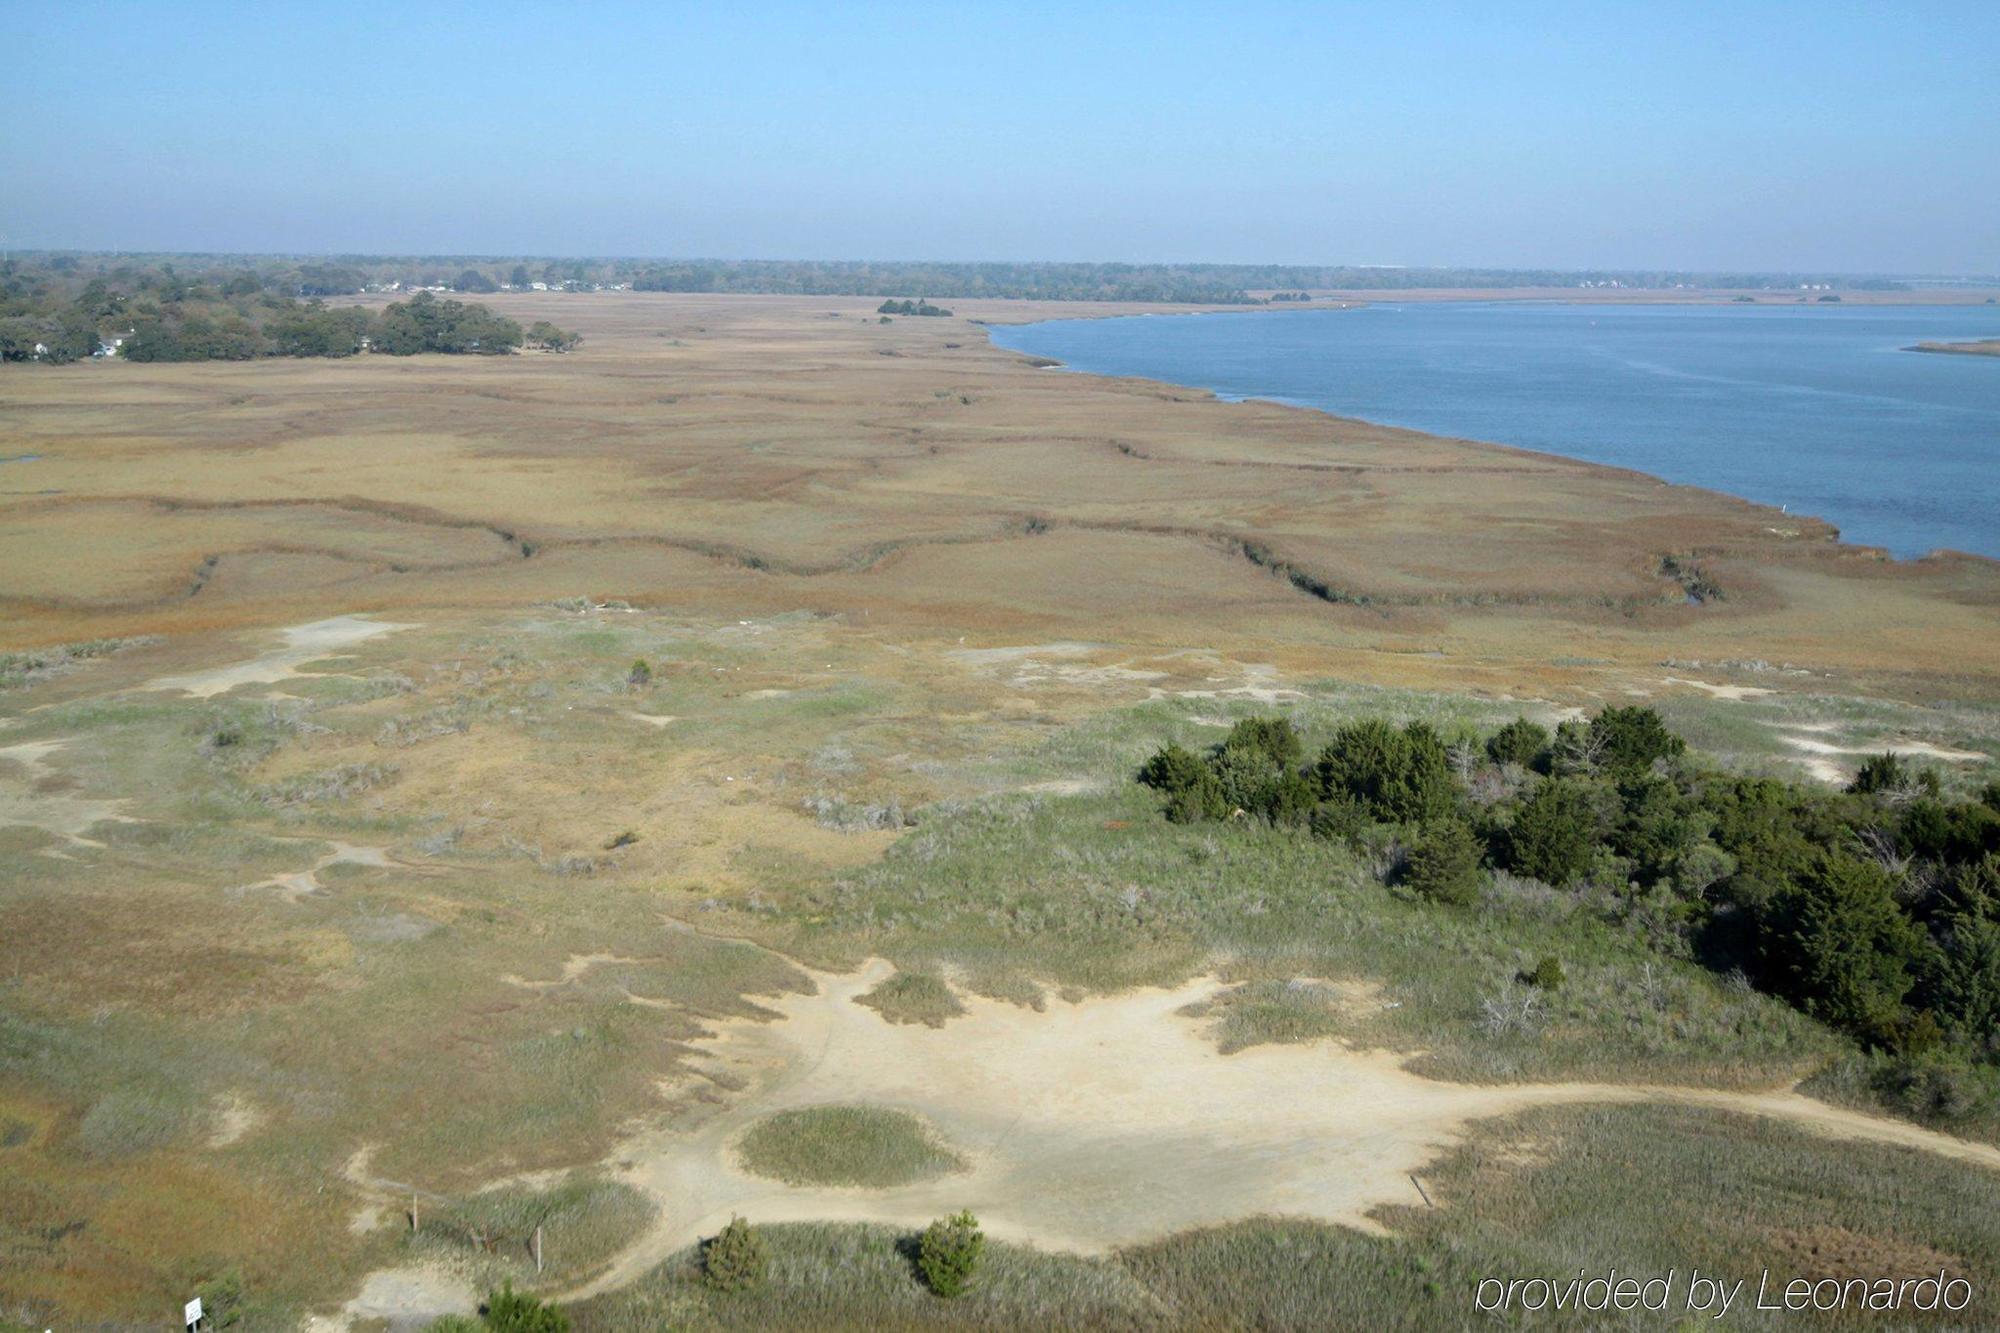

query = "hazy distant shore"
[1909, 338, 2000, 357]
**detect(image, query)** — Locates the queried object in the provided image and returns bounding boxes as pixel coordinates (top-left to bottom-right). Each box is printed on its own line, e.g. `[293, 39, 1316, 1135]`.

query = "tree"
[1761, 851, 1923, 1042]
[482, 1281, 568, 1333]
[510, 264, 533, 288]
[455, 268, 500, 293]
[1315, 720, 1460, 824]
[703, 1216, 770, 1291]
[1587, 706, 1685, 777]
[373, 291, 523, 355]
[1504, 778, 1599, 886]
[1221, 715, 1302, 769]
[1486, 716, 1549, 769]
[1404, 819, 1484, 906]
[918, 1210, 984, 1297]
[526, 320, 582, 352]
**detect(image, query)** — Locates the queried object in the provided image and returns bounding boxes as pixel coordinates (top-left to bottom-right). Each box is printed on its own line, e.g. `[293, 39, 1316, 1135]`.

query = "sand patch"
[231, 841, 396, 904]
[0, 737, 135, 843]
[207, 1093, 264, 1149]
[563, 959, 2000, 1300]
[628, 712, 680, 728]
[339, 1265, 477, 1330]
[145, 615, 414, 698]
[1779, 731, 1988, 785]
[1662, 676, 1775, 701]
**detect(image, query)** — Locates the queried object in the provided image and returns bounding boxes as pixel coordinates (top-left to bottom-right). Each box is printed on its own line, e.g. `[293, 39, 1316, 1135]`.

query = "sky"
[4, 1, 1997, 272]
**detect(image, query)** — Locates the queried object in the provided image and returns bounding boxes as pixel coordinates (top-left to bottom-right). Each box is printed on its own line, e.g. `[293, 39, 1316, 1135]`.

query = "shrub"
[1761, 851, 1923, 1042]
[703, 1216, 769, 1291]
[1220, 715, 1302, 769]
[1138, 743, 1209, 796]
[425, 1318, 483, 1332]
[1522, 955, 1566, 989]
[1850, 751, 1942, 800]
[1504, 779, 1599, 887]
[1486, 716, 1549, 769]
[1315, 720, 1460, 823]
[482, 1282, 568, 1333]
[1403, 819, 1484, 906]
[1588, 706, 1686, 776]
[627, 658, 652, 687]
[918, 1210, 985, 1298]
[1307, 796, 1371, 844]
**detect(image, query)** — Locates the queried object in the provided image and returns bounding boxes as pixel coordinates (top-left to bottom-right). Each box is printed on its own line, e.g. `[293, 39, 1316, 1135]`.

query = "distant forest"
[2, 252, 1925, 332]
[0, 257, 579, 364]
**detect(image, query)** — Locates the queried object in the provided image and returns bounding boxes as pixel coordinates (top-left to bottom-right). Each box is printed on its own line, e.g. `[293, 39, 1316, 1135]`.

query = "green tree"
[702, 1216, 770, 1291]
[1761, 851, 1923, 1042]
[1315, 720, 1459, 824]
[1503, 779, 1600, 886]
[1485, 716, 1549, 768]
[1220, 715, 1302, 769]
[1404, 819, 1484, 906]
[918, 1210, 985, 1298]
[1588, 706, 1686, 776]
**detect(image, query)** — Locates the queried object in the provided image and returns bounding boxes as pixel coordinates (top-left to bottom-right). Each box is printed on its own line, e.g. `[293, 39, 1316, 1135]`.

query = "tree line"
[2, 261, 579, 363]
[1139, 708, 2000, 1120]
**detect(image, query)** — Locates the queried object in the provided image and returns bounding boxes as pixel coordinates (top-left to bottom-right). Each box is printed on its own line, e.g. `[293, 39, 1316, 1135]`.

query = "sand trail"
[144, 614, 415, 697]
[563, 960, 2000, 1300]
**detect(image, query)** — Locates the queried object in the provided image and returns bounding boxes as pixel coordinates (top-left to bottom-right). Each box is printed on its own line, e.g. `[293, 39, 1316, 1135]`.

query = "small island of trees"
[877, 299, 953, 317]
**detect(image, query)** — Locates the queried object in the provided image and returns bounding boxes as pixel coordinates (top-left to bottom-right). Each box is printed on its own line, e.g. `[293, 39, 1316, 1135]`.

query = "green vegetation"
[918, 1211, 985, 1298]
[876, 299, 953, 317]
[526, 320, 583, 352]
[0, 258, 530, 363]
[737, 1106, 967, 1188]
[853, 970, 967, 1028]
[372, 291, 522, 355]
[703, 1217, 771, 1292]
[483, 1281, 569, 1333]
[1136, 707, 2000, 1124]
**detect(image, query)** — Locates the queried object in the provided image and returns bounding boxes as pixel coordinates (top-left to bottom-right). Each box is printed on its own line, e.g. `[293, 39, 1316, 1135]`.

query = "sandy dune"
[564, 959, 2000, 1300]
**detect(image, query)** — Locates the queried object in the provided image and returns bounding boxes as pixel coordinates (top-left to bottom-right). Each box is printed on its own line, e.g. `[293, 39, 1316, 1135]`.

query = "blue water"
[989, 303, 2000, 560]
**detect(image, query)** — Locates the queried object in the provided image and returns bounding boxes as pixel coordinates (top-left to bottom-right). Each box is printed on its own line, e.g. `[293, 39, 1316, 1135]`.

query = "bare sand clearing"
[1781, 731, 1990, 785]
[563, 960, 2000, 1300]
[230, 840, 397, 903]
[143, 614, 413, 697]
[0, 737, 134, 843]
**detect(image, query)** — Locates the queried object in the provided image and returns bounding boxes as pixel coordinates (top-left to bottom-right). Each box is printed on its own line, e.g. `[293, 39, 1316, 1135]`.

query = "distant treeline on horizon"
[2, 252, 1943, 309]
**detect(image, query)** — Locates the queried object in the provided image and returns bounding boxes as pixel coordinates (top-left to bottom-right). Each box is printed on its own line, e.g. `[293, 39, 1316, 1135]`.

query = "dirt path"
[142, 614, 414, 697]
[559, 960, 2000, 1302]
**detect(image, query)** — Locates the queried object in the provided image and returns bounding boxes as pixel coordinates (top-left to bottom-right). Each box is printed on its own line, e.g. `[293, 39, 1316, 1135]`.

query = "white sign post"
[184, 1296, 204, 1330]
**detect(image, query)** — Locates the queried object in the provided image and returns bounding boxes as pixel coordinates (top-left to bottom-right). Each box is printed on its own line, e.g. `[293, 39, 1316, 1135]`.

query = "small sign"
[184, 1296, 203, 1329]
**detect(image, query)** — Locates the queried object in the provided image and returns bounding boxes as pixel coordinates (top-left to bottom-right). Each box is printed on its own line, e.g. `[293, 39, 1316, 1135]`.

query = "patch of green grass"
[409, 1172, 655, 1287]
[736, 1106, 966, 1189]
[1177, 980, 1349, 1054]
[853, 972, 967, 1028]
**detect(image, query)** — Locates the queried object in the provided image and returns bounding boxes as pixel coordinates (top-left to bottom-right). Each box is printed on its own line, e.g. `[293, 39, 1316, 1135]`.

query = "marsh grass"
[853, 972, 967, 1028]
[736, 1106, 967, 1188]
[408, 1173, 655, 1287]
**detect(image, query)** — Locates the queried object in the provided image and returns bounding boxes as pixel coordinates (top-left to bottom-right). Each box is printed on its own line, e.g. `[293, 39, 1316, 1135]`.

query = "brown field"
[3, 293, 1999, 1327]
[5, 290, 1998, 699]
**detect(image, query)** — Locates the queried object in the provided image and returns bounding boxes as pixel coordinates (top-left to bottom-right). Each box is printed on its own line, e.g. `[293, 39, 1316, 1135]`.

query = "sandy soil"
[560, 959, 2000, 1302]
[143, 615, 414, 697]
[0, 737, 135, 843]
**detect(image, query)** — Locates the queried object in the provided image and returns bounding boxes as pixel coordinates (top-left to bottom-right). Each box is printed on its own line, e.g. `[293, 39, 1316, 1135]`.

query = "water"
[989, 302, 2000, 560]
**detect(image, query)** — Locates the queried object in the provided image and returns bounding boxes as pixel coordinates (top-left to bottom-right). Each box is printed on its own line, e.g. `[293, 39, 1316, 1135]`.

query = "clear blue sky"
[5, 1, 1996, 271]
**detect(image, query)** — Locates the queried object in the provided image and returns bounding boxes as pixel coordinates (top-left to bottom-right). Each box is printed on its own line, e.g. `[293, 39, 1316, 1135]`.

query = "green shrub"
[1486, 716, 1549, 768]
[1522, 955, 1566, 989]
[703, 1216, 770, 1291]
[918, 1210, 985, 1298]
[627, 658, 652, 687]
[1220, 716, 1302, 769]
[1589, 706, 1686, 776]
[1403, 819, 1484, 906]
[483, 1281, 568, 1333]
[1315, 720, 1460, 823]
[1761, 851, 1922, 1042]
[1504, 779, 1599, 886]
[1138, 743, 1209, 796]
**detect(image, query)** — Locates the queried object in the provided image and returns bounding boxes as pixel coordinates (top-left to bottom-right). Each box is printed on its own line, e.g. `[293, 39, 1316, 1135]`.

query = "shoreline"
[980, 306, 1998, 569]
